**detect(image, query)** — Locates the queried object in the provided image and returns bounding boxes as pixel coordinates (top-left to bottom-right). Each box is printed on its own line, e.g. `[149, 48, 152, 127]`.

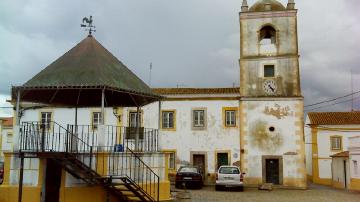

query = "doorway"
[262, 156, 283, 185]
[44, 159, 62, 202]
[216, 153, 229, 170]
[192, 154, 206, 178]
[265, 159, 280, 184]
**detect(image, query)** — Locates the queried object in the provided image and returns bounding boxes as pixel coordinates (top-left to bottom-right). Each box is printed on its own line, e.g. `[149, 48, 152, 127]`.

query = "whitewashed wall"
[133, 100, 241, 174]
[21, 107, 117, 127]
[242, 100, 304, 180]
[315, 126, 360, 179]
[1, 127, 13, 152]
[349, 136, 360, 180]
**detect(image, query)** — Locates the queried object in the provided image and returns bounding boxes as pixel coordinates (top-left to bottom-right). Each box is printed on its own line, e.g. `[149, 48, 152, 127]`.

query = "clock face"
[263, 80, 277, 95]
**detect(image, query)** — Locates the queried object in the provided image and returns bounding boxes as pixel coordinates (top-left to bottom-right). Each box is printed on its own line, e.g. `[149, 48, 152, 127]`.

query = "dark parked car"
[175, 166, 203, 189]
[0, 162, 4, 184]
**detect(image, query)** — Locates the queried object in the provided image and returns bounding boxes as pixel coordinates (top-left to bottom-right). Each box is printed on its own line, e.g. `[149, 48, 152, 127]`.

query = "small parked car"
[0, 162, 4, 184]
[215, 166, 244, 191]
[175, 166, 203, 189]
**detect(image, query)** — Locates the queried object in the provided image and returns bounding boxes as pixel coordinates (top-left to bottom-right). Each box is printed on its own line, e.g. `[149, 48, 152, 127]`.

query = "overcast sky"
[0, 0, 359, 116]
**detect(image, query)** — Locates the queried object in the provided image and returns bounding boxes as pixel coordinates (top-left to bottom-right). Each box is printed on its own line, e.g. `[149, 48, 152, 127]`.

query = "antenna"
[81, 15, 96, 36]
[351, 69, 354, 111]
[149, 63, 152, 86]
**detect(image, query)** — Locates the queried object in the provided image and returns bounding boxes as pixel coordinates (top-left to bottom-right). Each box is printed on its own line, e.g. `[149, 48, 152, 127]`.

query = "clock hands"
[268, 84, 275, 92]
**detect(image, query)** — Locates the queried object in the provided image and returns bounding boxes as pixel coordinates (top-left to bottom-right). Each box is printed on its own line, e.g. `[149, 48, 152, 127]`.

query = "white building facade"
[305, 112, 360, 187]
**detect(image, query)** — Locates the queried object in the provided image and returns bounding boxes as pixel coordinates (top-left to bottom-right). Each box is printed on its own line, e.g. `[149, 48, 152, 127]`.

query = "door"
[265, 159, 280, 184]
[217, 153, 229, 170]
[193, 154, 205, 178]
[45, 159, 62, 202]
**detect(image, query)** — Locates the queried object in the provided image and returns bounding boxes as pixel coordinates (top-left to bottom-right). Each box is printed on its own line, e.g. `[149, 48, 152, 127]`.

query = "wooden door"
[193, 154, 205, 177]
[265, 159, 280, 184]
[45, 159, 62, 202]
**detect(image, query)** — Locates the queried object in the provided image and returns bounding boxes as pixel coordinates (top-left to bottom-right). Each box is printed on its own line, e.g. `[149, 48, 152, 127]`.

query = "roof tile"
[308, 111, 360, 125]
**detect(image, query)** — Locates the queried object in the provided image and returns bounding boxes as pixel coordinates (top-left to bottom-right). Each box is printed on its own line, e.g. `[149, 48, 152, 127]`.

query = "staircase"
[19, 121, 160, 202]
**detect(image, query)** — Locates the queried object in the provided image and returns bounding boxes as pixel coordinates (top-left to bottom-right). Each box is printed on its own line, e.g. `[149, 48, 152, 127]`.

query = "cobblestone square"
[172, 184, 360, 202]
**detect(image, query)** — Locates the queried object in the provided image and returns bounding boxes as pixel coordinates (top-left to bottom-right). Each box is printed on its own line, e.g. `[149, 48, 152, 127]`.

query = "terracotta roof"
[1, 117, 13, 128]
[307, 111, 360, 125]
[151, 88, 240, 95]
[331, 151, 349, 158]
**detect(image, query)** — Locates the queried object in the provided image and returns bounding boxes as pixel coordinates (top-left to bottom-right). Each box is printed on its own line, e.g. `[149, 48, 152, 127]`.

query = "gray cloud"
[0, 0, 359, 112]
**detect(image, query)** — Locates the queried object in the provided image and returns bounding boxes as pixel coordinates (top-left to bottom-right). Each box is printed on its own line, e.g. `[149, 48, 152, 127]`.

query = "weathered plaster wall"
[240, 12, 298, 56]
[139, 100, 241, 178]
[240, 99, 306, 187]
[240, 11, 300, 97]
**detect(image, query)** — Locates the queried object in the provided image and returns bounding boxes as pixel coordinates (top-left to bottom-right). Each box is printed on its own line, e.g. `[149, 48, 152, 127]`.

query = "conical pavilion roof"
[12, 36, 160, 107]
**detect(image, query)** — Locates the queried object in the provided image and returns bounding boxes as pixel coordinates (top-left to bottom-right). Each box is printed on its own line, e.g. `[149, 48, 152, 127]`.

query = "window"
[41, 112, 52, 130]
[169, 152, 176, 170]
[92, 112, 102, 130]
[129, 112, 142, 127]
[264, 65, 275, 77]
[162, 111, 175, 129]
[193, 110, 205, 128]
[7, 133, 13, 143]
[225, 110, 236, 127]
[330, 136, 342, 151]
[354, 160, 358, 175]
[259, 25, 276, 45]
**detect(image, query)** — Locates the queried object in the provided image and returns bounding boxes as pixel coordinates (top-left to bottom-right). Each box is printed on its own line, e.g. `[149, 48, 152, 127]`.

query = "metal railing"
[69, 125, 159, 152]
[19, 121, 160, 201]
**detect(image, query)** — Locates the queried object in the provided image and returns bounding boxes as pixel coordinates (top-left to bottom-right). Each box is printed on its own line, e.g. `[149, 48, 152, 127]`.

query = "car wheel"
[215, 185, 221, 191]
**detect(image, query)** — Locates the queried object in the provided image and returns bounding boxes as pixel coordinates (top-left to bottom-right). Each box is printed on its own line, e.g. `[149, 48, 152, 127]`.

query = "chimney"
[287, 0, 295, 10]
[241, 0, 249, 12]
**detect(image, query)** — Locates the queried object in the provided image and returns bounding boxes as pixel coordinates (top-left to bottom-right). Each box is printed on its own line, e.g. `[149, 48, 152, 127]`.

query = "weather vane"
[81, 15, 96, 36]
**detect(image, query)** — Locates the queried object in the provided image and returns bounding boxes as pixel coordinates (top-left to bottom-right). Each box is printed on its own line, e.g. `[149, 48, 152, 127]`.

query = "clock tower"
[239, 0, 306, 188]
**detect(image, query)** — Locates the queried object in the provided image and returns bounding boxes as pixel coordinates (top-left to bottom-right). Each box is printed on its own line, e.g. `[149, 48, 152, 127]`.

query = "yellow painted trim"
[96, 152, 109, 176]
[239, 101, 246, 173]
[214, 150, 231, 172]
[162, 149, 177, 172]
[330, 135, 343, 152]
[114, 107, 124, 144]
[160, 110, 176, 131]
[222, 107, 238, 128]
[350, 178, 360, 191]
[2, 153, 11, 185]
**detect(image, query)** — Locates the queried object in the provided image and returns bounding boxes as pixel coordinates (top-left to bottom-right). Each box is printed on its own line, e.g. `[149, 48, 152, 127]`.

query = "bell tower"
[239, 0, 301, 97]
[239, 0, 306, 189]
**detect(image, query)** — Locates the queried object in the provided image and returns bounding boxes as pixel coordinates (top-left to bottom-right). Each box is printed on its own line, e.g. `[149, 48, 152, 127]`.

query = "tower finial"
[287, 0, 295, 10]
[241, 0, 249, 12]
[81, 15, 96, 36]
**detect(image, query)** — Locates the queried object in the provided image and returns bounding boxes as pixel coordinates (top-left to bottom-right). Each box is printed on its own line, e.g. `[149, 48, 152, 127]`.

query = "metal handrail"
[19, 122, 160, 201]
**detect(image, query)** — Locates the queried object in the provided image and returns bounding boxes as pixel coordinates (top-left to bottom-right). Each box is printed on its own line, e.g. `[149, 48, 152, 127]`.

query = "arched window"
[259, 25, 276, 45]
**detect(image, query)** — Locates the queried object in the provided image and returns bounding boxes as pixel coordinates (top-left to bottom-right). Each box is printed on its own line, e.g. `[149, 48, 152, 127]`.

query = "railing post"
[89, 146, 93, 169]
[66, 124, 69, 153]
[41, 123, 45, 152]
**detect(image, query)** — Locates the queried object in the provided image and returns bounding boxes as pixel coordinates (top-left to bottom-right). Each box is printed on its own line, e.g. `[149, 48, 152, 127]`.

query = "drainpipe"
[14, 90, 21, 152]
